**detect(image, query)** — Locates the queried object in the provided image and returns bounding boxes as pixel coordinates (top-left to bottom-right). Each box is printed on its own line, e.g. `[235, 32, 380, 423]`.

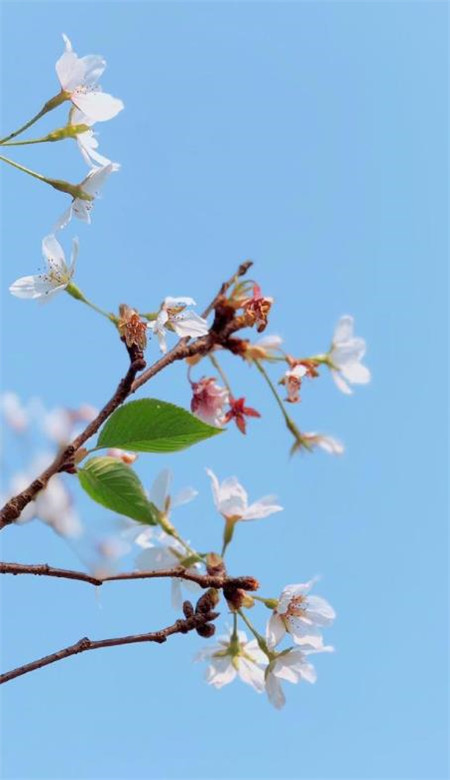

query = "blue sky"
[0, 2, 448, 779]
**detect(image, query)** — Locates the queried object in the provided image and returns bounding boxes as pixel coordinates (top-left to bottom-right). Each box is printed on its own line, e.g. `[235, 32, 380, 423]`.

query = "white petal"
[341, 362, 371, 385]
[42, 234, 66, 270]
[243, 496, 283, 521]
[333, 315, 354, 344]
[205, 658, 236, 688]
[9, 275, 63, 300]
[332, 370, 352, 395]
[266, 672, 286, 709]
[72, 90, 124, 122]
[149, 469, 172, 512]
[69, 237, 79, 275]
[206, 468, 221, 510]
[56, 51, 85, 92]
[80, 162, 117, 196]
[266, 613, 286, 648]
[78, 54, 106, 86]
[171, 312, 209, 339]
[305, 595, 336, 625]
[62, 33, 73, 52]
[54, 205, 73, 232]
[172, 487, 198, 509]
[238, 658, 266, 692]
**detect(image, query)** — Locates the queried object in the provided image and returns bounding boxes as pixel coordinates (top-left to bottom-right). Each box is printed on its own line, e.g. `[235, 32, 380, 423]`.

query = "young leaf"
[78, 456, 158, 525]
[96, 398, 222, 453]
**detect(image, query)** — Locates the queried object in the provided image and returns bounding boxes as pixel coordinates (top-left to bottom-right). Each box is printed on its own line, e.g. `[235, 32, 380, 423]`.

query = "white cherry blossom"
[329, 315, 371, 394]
[131, 469, 199, 608]
[265, 645, 331, 709]
[54, 163, 119, 231]
[148, 297, 209, 353]
[56, 34, 123, 123]
[267, 580, 336, 648]
[9, 234, 78, 301]
[206, 469, 283, 522]
[135, 529, 200, 609]
[70, 107, 111, 168]
[195, 629, 266, 692]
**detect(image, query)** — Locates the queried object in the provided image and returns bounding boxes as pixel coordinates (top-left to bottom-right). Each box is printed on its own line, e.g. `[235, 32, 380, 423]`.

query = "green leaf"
[78, 457, 158, 525]
[96, 398, 222, 454]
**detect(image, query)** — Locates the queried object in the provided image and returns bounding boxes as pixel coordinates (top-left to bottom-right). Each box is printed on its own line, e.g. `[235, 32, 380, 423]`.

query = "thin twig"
[0, 610, 218, 685]
[0, 562, 259, 592]
[0, 261, 254, 531]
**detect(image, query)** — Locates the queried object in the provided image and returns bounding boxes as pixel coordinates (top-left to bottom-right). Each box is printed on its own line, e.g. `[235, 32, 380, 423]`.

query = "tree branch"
[0, 261, 254, 531]
[0, 561, 259, 593]
[0, 610, 218, 685]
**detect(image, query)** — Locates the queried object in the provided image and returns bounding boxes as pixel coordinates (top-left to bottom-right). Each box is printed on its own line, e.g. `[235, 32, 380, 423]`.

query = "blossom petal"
[266, 613, 286, 648]
[243, 495, 283, 521]
[266, 672, 286, 709]
[238, 657, 266, 692]
[149, 469, 172, 512]
[332, 370, 352, 395]
[72, 90, 124, 122]
[333, 315, 354, 343]
[205, 657, 237, 689]
[42, 234, 68, 274]
[9, 275, 63, 300]
[171, 311, 209, 339]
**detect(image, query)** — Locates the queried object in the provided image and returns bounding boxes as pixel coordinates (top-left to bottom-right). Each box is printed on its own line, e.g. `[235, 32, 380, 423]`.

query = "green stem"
[1, 136, 53, 147]
[0, 92, 68, 144]
[65, 283, 118, 324]
[238, 609, 273, 659]
[209, 354, 233, 395]
[0, 154, 49, 184]
[253, 358, 308, 453]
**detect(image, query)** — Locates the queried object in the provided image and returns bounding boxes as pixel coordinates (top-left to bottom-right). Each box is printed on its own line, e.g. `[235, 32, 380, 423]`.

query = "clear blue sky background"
[0, 2, 447, 779]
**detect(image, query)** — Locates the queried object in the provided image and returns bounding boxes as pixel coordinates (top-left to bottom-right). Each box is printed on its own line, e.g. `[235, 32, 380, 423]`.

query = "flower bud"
[206, 552, 226, 578]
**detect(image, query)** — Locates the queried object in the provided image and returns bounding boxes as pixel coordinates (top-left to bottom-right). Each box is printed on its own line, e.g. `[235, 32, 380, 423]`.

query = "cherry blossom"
[195, 629, 266, 692]
[130, 469, 199, 607]
[54, 162, 120, 230]
[329, 315, 371, 394]
[265, 645, 332, 709]
[190, 377, 229, 427]
[148, 297, 209, 353]
[135, 529, 200, 609]
[56, 34, 123, 123]
[266, 580, 336, 648]
[69, 107, 111, 168]
[9, 234, 78, 301]
[206, 469, 282, 523]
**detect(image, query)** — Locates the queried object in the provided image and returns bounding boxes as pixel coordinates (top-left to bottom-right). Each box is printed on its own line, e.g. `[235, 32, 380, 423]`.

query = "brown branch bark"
[0, 261, 253, 531]
[0, 561, 259, 593]
[0, 610, 218, 685]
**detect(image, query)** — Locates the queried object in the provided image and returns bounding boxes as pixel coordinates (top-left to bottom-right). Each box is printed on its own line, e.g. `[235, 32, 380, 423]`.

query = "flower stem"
[253, 358, 307, 450]
[209, 354, 233, 396]
[237, 609, 273, 659]
[0, 154, 49, 184]
[65, 283, 118, 324]
[0, 92, 68, 144]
